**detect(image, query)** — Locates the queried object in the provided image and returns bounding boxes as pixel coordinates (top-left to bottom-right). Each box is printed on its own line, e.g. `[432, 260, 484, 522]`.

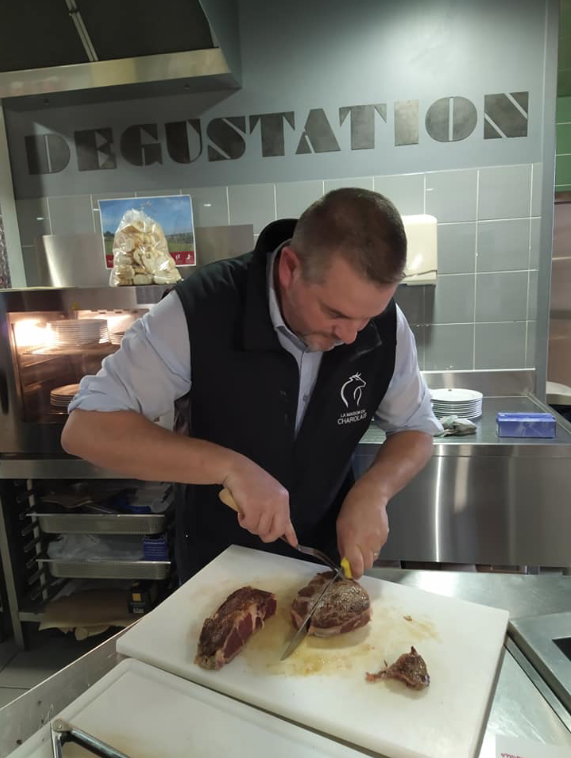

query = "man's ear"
[278, 245, 302, 288]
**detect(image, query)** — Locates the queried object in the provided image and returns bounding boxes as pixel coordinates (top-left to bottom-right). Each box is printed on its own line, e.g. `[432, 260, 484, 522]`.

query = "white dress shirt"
[70, 256, 442, 438]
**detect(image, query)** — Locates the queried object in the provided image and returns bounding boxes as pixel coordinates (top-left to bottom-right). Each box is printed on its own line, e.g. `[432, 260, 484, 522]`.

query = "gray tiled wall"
[15, 162, 541, 370]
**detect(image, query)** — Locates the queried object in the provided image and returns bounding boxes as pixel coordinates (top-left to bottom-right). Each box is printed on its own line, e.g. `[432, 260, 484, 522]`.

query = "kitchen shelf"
[31, 512, 165, 535]
[37, 556, 170, 580]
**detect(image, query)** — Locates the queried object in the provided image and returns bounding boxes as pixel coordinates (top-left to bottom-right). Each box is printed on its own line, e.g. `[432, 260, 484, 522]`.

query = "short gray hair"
[290, 188, 407, 285]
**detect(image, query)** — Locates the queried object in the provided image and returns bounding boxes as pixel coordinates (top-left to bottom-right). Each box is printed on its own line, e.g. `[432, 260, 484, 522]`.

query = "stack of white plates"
[431, 388, 483, 420]
[109, 330, 125, 345]
[48, 319, 108, 347]
[50, 383, 80, 409]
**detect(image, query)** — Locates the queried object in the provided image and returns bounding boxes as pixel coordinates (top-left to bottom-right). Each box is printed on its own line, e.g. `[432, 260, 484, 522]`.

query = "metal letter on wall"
[425, 97, 478, 142]
[120, 124, 163, 166]
[296, 109, 341, 154]
[165, 119, 203, 164]
[207, 117, 247, 161]
[74, 128, 116, 171]
[484, 92, 529, 139]
[339, 104, 387, 150]
[25, 134, 70, 174]
[394, 101, 419, 146]
[249, 112, 295, 157]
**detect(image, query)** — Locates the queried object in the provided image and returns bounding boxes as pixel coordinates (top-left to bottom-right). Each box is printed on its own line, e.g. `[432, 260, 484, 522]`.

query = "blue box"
[496, 412, 556, 438]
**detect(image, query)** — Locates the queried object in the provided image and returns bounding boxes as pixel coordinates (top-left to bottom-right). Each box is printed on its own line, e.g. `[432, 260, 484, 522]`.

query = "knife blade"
[280, 571, 339, 661]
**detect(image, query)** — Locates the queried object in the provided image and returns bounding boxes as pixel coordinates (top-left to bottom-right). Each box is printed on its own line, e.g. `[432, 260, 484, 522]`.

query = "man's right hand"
[222, 459, 297, 547]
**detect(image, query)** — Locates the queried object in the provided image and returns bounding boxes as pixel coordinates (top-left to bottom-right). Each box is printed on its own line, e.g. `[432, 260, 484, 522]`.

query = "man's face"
[276, 246, 398, 352]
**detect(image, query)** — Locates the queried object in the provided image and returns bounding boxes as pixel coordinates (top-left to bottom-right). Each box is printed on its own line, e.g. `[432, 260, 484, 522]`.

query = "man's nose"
[333, 322, 359, 344]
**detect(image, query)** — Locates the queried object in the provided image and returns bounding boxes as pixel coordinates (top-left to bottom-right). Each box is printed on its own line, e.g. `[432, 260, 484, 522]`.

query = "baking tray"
[31, 512, 165, 535]
[37, 556, 170, 580]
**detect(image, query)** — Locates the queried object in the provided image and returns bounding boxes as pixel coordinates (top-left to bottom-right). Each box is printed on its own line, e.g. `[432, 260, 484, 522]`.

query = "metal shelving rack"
[0, 458, 172, 648]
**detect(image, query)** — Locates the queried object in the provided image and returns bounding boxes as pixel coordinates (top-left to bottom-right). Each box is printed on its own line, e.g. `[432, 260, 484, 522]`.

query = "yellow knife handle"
[219, 487, 241, 514]
[340, 557, 352, 579]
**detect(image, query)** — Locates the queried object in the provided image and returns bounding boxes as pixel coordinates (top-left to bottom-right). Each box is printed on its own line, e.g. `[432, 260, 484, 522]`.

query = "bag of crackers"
[109, 209, 182, 286]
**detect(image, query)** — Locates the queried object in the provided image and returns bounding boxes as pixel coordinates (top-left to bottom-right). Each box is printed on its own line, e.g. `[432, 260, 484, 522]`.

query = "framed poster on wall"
[98, 194, 196, 269]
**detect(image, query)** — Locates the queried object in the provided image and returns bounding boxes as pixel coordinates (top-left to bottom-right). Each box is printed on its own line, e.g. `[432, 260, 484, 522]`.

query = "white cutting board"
[11, 657, 366, 758]
[117, 546, 509, 758]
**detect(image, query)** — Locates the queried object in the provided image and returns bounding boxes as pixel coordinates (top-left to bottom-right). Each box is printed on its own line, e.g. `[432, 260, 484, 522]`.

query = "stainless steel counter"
[361, 395, 571, 456]
[356, 395, 571, 567]
[1, 571, 570, 757]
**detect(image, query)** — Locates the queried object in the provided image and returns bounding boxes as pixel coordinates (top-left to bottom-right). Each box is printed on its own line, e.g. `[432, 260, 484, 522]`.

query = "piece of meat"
[195, 586, 277, 670]
[290, 571, 371, 637]
[366, 646, 430, 689]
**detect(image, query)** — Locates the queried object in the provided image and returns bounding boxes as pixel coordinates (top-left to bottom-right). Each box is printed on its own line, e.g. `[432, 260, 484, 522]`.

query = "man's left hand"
[336, 481, 390, 580]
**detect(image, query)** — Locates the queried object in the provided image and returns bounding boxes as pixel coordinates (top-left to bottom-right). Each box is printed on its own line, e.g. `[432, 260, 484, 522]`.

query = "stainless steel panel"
[192, 224, 254, 268]
[35, 234, 110, 287]
[0, 48, 232, 98]
[355, 450, 571, 566]
[37, 556, 170, 580]
[510, 611, 571, 714]
[31, 512, 165, 535]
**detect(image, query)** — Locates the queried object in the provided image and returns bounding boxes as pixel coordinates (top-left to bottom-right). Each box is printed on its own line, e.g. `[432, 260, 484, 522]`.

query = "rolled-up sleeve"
[68, 291, 191, 420]
[375, 305, 443, 436]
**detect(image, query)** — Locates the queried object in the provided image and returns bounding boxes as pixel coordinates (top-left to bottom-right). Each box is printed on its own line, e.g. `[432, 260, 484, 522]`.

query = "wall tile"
[437, 223, 476, 274]
[394, 284, 424, 324]
[555, 154, 571, 189]
[476, 219, 530, 272]
[531, 163, 543, 217]
[425, 170, 477, 222]
[424, 324, 474, 370]
[181, 186, 229, 227]
[526, 321, 536, 368]
[556, 96, 571, 122]
[557, 123, 571, 155]
[478, 165, 531, 220]
[475, 272, 528, 322]
[475, 322, 526, 369]
[47, 196, 94, 236]
[135, 189, 181, 197]
[373, 173, 424, 216]
[410, 324, 425, 370]
[530, 218, 541, 269]
[228, 184, 276, 234]
[425, 274, 475, 324]
[528, 270, 538, 320]
[16, 198, 51, 246]
[90, 192, 133, 210]
[324, 177, 374, 192]
[276, 180, 323, 218]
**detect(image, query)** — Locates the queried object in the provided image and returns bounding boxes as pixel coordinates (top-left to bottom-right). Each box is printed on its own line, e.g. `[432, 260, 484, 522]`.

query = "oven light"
[14, 319, 49, 348]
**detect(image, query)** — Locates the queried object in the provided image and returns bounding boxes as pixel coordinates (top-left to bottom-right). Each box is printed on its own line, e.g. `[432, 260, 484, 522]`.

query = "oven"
[0, 286, 168, 454]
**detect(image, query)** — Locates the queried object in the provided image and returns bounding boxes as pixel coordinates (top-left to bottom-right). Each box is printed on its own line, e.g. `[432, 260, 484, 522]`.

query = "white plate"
[431, 388, 483, 402]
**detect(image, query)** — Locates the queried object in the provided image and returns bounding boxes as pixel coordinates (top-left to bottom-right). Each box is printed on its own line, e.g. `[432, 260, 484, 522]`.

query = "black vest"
[173, 219, 397, 580]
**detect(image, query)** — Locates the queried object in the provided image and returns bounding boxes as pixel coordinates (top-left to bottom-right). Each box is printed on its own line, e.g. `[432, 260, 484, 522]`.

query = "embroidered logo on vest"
[338, 373, 368, 425]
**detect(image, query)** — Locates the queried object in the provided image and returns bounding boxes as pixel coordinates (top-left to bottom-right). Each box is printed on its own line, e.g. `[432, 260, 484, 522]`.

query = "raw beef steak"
[291, 571, 371, 637]
[195, 586, 277, 670]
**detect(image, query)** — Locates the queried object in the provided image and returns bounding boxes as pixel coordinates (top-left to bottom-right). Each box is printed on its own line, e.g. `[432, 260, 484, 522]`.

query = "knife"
[218, 488, 345, 578]
[280, 571, 339, 660]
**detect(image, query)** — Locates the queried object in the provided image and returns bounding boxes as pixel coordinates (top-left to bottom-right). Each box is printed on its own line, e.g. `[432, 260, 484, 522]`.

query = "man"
[62, 188, 441, 581]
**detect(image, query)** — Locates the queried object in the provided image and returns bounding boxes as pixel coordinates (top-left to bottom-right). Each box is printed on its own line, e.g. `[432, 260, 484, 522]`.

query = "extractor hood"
[0, 0, 241, 105]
